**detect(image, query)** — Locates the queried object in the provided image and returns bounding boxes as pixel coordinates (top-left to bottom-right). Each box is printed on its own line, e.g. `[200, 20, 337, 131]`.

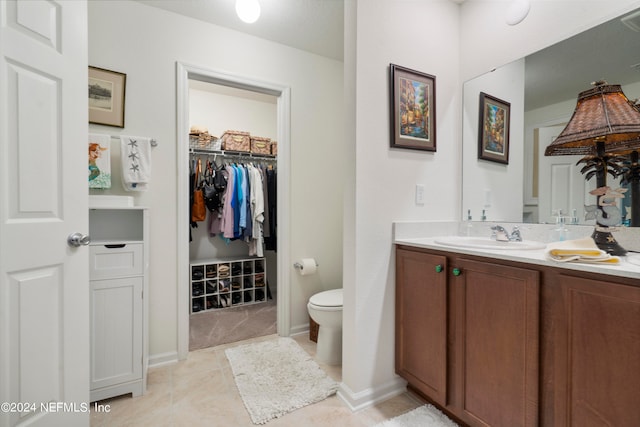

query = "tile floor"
[90, 334, 424, 426]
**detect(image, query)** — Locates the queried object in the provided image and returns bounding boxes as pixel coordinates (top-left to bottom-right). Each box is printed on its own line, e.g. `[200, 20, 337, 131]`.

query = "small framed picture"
[478, 92, 510, 164]
[88, 66, 126, 128]
[390, 64, 436, 151]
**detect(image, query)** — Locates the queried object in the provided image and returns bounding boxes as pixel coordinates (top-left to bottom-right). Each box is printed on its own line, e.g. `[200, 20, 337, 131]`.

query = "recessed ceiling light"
[236, 0, 261, 24]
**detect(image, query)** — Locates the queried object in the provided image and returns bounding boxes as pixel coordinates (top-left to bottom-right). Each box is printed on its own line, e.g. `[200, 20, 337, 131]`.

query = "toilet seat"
[309, 288, 342, 308]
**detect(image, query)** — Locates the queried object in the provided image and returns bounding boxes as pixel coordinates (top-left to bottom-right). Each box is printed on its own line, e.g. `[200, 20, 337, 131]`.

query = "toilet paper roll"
[298, 258, 317, 276]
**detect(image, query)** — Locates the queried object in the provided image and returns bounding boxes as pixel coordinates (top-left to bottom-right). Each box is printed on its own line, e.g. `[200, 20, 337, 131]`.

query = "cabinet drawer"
[90, 243, 143, 279]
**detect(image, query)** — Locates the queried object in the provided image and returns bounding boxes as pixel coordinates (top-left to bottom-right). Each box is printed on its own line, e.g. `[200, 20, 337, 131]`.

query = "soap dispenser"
[459, 209, 473, 236]
[552, 211, 571, 242]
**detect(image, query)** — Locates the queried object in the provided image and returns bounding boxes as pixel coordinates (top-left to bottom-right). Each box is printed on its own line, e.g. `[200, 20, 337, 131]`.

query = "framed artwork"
[478, 92, 510, 164]
[88, 133, 111, 189]
[88, 66, 126, 128]
[390, 64, 436, 151]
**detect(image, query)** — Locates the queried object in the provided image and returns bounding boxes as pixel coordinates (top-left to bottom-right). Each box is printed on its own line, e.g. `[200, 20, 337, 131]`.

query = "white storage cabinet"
[89, 207, 148, 402]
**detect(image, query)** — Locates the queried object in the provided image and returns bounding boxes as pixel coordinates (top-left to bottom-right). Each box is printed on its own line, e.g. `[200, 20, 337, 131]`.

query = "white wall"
[340, 0, 461, 409]
[88, 0, 344, 361]
[462, 59, 525, 222]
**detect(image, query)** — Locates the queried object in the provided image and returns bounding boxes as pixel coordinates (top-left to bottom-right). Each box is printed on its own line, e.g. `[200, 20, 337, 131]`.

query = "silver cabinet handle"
[67, 232, 91, 247]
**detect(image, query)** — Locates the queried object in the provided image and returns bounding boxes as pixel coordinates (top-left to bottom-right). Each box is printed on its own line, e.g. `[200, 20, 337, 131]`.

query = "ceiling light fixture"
[505, 0, 531, 26]
[235, 0, 261, 24]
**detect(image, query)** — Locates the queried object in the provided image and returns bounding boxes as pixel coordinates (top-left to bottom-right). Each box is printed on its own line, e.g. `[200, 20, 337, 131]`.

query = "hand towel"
[88, 133, 111, 189]
[121, 136, 152, 191]
[546, 237, 620, 264]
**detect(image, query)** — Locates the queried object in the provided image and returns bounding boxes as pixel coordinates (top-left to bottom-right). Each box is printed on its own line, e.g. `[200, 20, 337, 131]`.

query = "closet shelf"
[190, 257, 268, 313]
[190, 148, 277, 162]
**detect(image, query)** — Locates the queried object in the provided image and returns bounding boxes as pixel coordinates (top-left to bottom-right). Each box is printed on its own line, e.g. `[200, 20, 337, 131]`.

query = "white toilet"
[307, 288, 343, 365]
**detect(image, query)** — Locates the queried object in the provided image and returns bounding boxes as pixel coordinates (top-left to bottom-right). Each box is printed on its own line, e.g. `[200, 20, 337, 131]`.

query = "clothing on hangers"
[189, 151, 276, 255]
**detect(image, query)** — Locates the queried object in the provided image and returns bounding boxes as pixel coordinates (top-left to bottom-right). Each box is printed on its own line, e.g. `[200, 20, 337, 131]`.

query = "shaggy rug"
[373, 404, 459, 427]
[225, 337, 338, 424]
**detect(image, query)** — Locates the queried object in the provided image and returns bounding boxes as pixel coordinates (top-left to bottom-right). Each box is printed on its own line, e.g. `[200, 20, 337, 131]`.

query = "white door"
[1, 1, 89, 426]
[538, 125, 589, 224]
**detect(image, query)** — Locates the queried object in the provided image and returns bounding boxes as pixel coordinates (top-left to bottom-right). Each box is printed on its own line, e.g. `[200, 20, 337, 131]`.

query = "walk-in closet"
[188, 80, 278, 350]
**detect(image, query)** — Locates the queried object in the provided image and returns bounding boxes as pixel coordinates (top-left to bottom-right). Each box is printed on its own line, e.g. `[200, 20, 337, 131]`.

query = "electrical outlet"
[415, 184, 425, 205]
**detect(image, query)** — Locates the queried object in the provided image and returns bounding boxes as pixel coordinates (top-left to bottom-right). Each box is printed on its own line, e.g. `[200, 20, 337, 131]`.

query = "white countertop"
[395, 236, 640, 280]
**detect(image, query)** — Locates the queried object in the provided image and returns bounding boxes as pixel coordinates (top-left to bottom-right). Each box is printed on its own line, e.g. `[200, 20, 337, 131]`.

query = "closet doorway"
[176, 63, 292, 359]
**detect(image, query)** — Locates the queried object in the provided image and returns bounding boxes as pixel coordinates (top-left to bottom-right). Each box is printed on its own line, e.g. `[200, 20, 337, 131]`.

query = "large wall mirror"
[462, 7, 640, 226]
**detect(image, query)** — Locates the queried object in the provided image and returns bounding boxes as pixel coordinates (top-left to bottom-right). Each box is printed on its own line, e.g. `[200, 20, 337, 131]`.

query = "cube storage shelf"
[190, 257, 267, 313]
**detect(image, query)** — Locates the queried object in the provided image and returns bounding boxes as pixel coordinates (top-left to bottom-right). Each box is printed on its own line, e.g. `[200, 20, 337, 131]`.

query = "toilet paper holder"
[293, 261, 319, 269]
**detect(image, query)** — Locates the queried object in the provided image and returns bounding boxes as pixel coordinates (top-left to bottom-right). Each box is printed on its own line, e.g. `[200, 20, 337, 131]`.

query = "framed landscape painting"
[478, 92, 510, 164]
[390, 64, 436, 151]
[89, 66, 126, 128]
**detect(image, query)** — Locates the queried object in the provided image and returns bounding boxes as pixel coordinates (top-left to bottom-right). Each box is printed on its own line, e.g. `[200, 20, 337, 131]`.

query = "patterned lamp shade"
[544, 82, 640, 156]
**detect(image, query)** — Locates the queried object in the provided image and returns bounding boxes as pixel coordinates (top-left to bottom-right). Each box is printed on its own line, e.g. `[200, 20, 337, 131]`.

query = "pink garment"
[220, 165, 236, 239]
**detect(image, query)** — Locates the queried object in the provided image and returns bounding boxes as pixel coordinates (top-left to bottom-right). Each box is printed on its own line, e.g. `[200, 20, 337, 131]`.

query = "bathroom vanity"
[394, 231, 640, 427]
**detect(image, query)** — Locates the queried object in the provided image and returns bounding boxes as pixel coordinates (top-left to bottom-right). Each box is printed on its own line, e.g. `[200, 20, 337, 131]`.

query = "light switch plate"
[415, 184, 425, 205]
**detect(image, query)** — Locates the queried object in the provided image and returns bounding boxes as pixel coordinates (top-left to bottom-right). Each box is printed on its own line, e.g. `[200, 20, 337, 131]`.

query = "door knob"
[67, 232, 91, 247]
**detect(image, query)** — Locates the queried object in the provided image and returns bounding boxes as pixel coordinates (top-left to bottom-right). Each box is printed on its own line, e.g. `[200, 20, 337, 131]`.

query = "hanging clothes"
[261, 166, 271, 240]
[189, 158, 199, 242]
[248, 164, 265, 257]
[207, 164, 227, 237]
[264, 167, 277, 251]
[189, 151, 275, 256]
[221, 163, 237, 240]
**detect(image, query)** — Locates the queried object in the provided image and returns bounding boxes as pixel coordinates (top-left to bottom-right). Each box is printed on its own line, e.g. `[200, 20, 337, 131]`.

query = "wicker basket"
[221, 130, 250, 152]
[250, 136, 271, 155]
[270, 141, 278, 156]
[189, 132, 213, 149]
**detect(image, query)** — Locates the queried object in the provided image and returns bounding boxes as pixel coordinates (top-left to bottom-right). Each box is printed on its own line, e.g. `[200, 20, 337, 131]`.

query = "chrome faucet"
[490, 225, 522, 242]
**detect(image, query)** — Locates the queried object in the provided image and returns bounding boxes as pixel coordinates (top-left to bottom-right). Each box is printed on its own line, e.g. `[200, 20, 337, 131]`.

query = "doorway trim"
[176, 62, 291, 360]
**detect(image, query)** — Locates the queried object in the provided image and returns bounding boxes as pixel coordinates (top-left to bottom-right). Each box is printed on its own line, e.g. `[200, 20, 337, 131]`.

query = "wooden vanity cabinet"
[395, 248, 448, 406]
[397, 244, 640, 427]
[452, 258, 539, 427]
[396, 246, 540, 427]
[549, 272, 640, 427]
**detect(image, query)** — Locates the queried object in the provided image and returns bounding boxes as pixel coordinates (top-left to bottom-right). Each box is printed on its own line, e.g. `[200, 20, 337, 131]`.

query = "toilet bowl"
[307, 288, 343, 365]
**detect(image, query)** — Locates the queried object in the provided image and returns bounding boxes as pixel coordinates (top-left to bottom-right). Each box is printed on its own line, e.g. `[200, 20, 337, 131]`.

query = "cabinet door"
[454, 259, 539, 427]
[396, 248, 448, 405]
[556, 275, 640, 427]
[90, 277, 143, 391]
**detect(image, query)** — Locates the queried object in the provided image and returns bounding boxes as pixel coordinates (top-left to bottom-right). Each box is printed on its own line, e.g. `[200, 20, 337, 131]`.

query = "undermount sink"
[434, 236, 547, 251]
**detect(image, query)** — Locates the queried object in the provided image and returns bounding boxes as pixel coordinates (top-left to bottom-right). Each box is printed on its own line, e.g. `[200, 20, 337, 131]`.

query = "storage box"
[270, 140, 278, 156]
[250, 136, 271, 155]
[221, 130, 250, 152]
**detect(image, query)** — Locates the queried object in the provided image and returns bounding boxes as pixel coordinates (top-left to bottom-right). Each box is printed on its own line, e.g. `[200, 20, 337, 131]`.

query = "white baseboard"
[289, 323, 309, 337]
[337, 376, 408, 412]
[148, 351, 179, 368]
